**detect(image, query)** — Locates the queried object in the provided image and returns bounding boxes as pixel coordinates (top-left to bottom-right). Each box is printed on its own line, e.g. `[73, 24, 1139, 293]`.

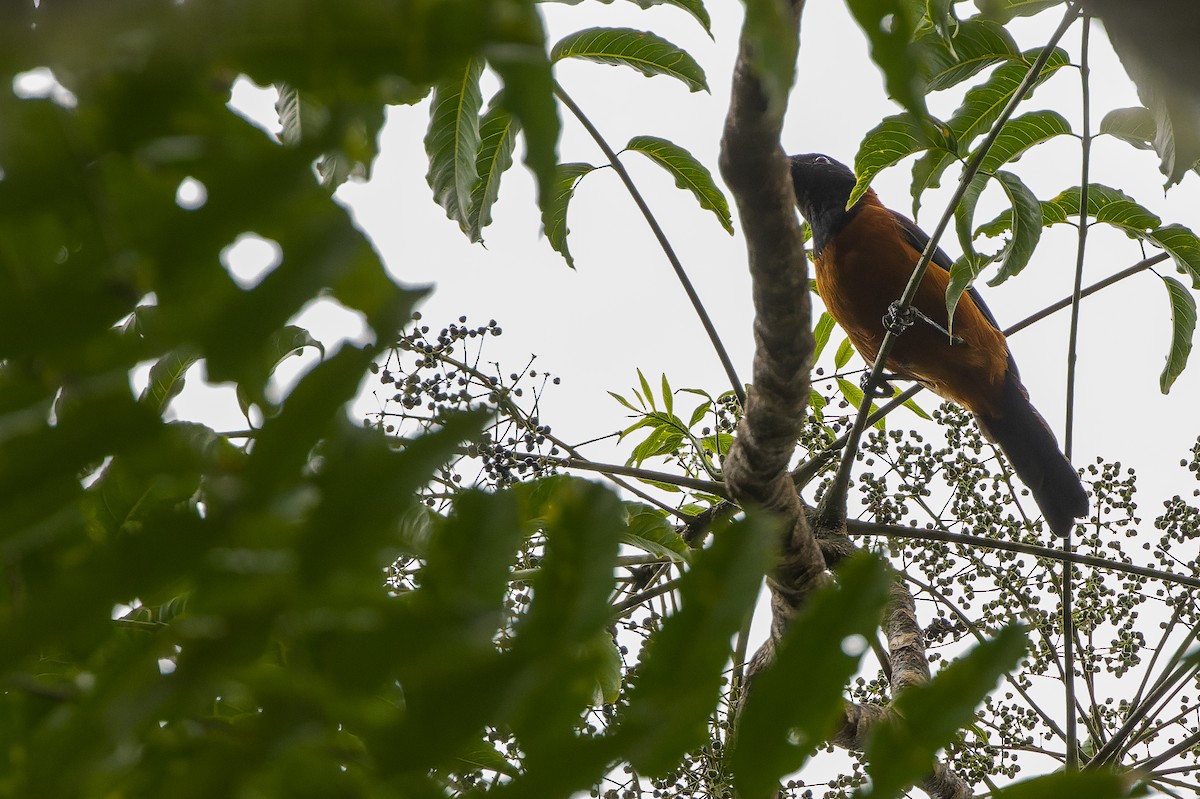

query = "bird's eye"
[815, 155, 831, 164]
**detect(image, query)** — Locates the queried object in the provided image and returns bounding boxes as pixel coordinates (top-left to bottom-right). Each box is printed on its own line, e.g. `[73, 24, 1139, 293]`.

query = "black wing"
[889, 209, 1005, 333]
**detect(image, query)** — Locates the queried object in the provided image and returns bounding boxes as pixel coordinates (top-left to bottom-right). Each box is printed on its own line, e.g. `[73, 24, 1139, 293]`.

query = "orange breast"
[814, 201, 1011, 416]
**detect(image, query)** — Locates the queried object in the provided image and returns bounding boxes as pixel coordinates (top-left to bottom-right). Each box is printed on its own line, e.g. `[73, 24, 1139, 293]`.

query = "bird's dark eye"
[814, 155, 831, 165]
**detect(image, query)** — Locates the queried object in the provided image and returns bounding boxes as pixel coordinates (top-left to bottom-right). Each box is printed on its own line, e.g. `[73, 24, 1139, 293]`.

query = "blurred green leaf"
[551, 28, 709, 92]
[731, 554, 891, 799]
[626, 135, 733, 233]
[846, 0, 929, 119]
[974, 0, 1066, 23]
[861, 624, 1027, 799]
[988, 769, 1130, 798]
[622, 503, 690, 561]
[616, 512, 777, 775]
[740, 0, 799, 113]
[141, 348, 200, 414]
[623, 0, 714, 36]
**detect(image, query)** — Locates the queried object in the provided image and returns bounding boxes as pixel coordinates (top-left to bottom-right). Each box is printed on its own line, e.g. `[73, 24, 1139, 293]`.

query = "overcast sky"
[191, 1, 1200, 530]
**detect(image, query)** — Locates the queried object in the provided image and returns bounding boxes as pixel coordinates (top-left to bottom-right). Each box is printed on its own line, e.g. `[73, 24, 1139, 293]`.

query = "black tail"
[975, 371, 1089, 536]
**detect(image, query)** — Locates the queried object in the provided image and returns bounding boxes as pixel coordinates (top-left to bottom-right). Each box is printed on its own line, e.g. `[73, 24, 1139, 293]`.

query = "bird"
[789, 153, 1088, 536]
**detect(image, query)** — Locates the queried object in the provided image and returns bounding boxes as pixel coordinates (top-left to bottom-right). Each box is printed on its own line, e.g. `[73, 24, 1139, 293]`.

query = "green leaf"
[1099, 106, 1157, 151]
[626, 135, 733, 233]
[623, 0, 713, 37]
[1148, 224, 1200, 289]
[846, 0, 929, 119]
[467, 96, 521, 243]
[837, 378, 885, 430]
[638, 368, 656, 411]
[235, 324, 326, 421]
[1159, 276, 1196, 394]
[541, 162, 596, 268]
[979, 184, 1162, 241]
[592, 632, 625, 705]
[978, 110, 1072, 173]
[946, 254, 992, 331]
[740, 0, 799, 112]
[862, 625, 1027, 799]
[988, 770, 1130, 798]
[731, 555, 891, 799]
[660, 372, 674, 413]
[974, 0, 1066, 23]
[835, 338, 856, 369]
[425, 58, 485, 235]
[622, 503, 690, 561]
[140, 347, 200, 414]
[986, 170, 1043, 284]
[615, 512, 777, 776]
[551, 28, 709, 93]
[813, 312, 837, 362]
[852, 114, 954, 207]
[917, 18, 1019, 92]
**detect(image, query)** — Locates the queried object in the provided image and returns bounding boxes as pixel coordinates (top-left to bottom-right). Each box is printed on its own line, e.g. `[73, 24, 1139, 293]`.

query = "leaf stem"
[553, 83, 747, 408]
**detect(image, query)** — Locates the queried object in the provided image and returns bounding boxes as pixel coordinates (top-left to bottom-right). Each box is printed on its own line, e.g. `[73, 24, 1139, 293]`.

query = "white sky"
[192, 2, 1200, 521]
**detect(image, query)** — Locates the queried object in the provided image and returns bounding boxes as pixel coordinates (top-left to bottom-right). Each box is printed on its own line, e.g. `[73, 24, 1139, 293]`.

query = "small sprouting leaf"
[731, 555, 891, 799]
[467, 96, 521, 243]
[834, 338, 856, 369]
[660, 373, 674, 414]
[1099, 106, 1156, 151]
[864, 624, 1027, 799]
[812, 312, 836, 362]
[918, 18, 1020, 92]
[541, 162, 596, 268]
[425, 58, 485, 235]
[626, 135, 733, 233]
[1160, 276, 1196, 394]
[637, 368, 656, 411]
[551, 28, 709, 93]
[853, 114, 954, 208]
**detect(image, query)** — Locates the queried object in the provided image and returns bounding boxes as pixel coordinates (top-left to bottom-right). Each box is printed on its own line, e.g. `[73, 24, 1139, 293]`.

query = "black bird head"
[789, 153, 861, 254]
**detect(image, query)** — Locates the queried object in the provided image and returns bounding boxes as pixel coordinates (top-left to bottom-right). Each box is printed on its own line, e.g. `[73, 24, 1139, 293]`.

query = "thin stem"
[554, 83, 746, 408]
[1062, 14, 1092, 768]
[848, 521, 1200, 591]
[821, 2, 1083, 524]
[551, 455, 727, 498]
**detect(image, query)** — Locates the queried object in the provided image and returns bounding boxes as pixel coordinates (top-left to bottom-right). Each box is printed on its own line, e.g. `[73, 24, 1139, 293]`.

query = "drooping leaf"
[235, 324, 326, 422]
[986, 171, 1043, 284]
[731, 555, 891, 799]
[853, 113, 954, 208]
[541, 162, 597, 268]
[626, 135, 733, 233]
[615, 512, 777, 776]
[1160, 275, 1197, 394]
[551, 28, 709, 93]
[946, 253, 993, 333]
[425, 58, 485, 235]
[974, 0, 1066, 23]
[467, 96, 521, 243]
[862, 625, 1027, 799]
[1099, 106, 1157, 151]
[1148, 224, 1200, 289]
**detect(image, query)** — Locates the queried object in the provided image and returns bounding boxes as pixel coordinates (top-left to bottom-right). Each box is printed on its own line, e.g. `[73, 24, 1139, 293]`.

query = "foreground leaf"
[425, 58, 485, 234]
[861, 624, 1027, 799]
[732, 555, 891, 799]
